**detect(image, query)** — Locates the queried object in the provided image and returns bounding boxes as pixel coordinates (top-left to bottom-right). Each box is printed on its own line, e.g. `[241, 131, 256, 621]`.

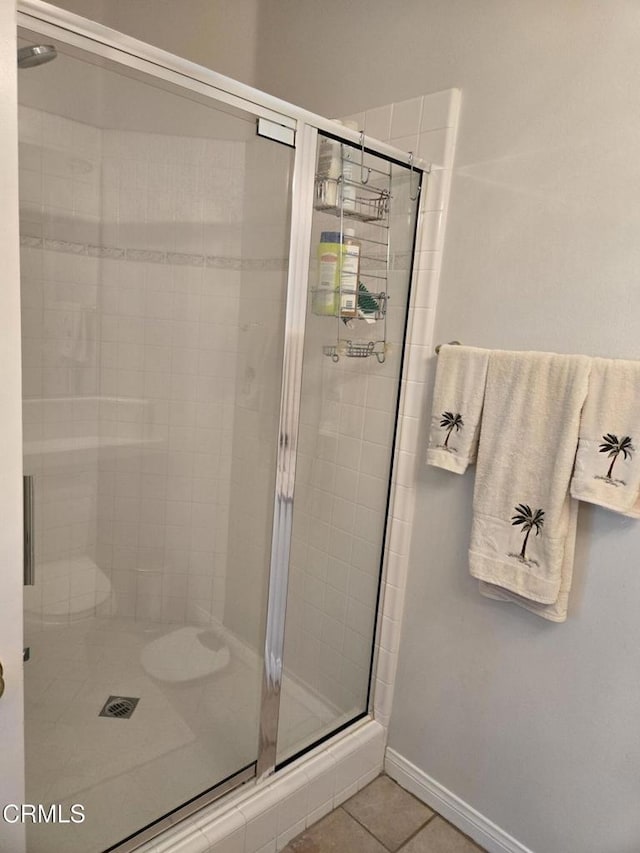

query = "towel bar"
[434, 340, 461, 354]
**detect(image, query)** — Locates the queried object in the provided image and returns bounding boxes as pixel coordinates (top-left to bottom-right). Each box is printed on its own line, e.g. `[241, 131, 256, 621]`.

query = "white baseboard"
[385, 748, 535, 853]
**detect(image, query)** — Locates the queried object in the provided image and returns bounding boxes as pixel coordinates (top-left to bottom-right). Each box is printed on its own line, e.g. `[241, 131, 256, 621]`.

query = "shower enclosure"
[13, 2, 423, 851]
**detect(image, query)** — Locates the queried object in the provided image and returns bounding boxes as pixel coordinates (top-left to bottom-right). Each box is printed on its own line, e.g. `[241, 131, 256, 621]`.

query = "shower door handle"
[23, 475, 35, 586]
[0, 661, 4, 700]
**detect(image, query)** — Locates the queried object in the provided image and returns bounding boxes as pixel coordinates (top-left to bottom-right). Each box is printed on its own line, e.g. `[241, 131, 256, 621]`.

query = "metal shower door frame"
[256, 121, 317, 779]
[15, 1, 427, 846]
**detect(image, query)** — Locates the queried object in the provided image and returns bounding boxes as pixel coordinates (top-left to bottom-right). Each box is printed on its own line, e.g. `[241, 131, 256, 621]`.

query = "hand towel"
[426, 345, 490, 474]
[469, 350, 590, 618]
[570, 357, 640, 517]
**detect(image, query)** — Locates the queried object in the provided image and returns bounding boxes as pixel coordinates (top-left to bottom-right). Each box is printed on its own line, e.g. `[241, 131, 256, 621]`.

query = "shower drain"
[99, 695, 140, 719]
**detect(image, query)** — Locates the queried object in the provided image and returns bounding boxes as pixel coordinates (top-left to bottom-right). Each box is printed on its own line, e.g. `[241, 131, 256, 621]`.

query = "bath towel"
[570, 357, 640, 517]
[469, 350, 590, 620]
[426, 345, 490, 474]
[478, 499, 578, 622]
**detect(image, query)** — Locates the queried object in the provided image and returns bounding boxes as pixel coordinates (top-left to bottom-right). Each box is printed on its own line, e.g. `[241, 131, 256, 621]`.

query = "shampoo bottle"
[340, 228, 360, 318]
[313, 231, 343, 316]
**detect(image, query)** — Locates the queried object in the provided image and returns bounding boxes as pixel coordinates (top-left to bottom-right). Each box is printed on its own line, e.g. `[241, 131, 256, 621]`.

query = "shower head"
[17, 45, 57, 69]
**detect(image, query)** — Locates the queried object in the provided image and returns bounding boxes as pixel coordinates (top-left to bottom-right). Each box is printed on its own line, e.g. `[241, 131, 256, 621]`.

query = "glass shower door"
[18, 33, 293, 853]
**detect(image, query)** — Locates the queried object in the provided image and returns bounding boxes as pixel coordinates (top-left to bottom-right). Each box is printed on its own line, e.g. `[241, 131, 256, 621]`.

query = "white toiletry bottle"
[340, 121, 358, 213]
[314, 231, 343, 316]
[340, 228, 360, 318]
[317, 122, 344, 208]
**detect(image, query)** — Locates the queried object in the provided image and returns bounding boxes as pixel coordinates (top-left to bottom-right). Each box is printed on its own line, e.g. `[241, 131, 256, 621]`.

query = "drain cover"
[99, 695, 140, 719]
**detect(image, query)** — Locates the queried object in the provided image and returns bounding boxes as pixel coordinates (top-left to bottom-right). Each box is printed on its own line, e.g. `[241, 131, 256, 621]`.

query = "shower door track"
[15, 2, 428, 851]
[103, 765, 256, 853]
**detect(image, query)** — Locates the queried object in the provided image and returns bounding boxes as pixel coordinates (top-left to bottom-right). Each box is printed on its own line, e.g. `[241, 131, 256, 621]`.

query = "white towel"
[570, 357, 640, 517]
[469, 350, 590, 620]
[426, 345, 490, 474]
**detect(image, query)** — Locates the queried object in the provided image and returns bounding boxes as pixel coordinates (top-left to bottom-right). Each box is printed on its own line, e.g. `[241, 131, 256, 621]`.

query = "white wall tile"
[389, 133, 420, 158]
[391, 97, 424, 140]
[197, 807, 245, 851]
[364, 105, 392, 142]
[421, 89, 456, 131]
[417, 128, 448, 165]
[239, 787, 282, 853]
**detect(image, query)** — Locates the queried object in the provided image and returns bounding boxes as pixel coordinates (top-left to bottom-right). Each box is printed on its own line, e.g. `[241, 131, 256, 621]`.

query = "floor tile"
[401, 816, 483, 853]
[283, 808, 388, 853]
[343, 775, 434, 851]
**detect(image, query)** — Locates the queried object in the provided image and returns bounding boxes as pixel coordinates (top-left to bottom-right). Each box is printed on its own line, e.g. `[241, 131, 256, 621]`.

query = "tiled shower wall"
[282, 178, 414, 721]
[17, 88, 460, 853]
[93, 126, 245, 626]
[363, 89, 461, 728]
[275, 90, 460, 733]
[18, 88, 458, 738]
[19, 106, 103, 626]
[18, 104, 250, 626]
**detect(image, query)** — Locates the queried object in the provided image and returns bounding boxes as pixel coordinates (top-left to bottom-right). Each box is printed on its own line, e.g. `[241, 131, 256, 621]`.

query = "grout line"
[435, 815, 489, 852]
[287, 777, 489, 853]
[339, 775, 489, 853]
[340, 777, 440, 852]
[396, 811, 438, 850]
[336, 804, 395, 851]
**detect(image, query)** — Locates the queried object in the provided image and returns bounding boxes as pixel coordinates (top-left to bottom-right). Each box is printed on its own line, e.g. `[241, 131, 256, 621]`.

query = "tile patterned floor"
[283, 775, 488, 853]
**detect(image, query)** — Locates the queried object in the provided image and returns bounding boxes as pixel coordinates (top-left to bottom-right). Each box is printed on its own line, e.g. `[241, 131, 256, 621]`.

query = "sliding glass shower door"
[18, 33, 293, 853]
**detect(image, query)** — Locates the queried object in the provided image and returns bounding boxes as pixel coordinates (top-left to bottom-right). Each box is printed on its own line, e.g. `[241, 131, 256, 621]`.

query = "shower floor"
[24, 616, 335, 853]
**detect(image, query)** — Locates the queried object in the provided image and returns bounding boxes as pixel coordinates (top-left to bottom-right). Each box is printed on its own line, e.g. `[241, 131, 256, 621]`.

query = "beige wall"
[255, 3, 640, 853]
[47, 0, 259, 85]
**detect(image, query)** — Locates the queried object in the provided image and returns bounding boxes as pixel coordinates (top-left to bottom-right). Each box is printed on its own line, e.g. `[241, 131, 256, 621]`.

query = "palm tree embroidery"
[511, 504, 545, 561]
[599, 434, 634, 480]
[440, 411, 464, 447]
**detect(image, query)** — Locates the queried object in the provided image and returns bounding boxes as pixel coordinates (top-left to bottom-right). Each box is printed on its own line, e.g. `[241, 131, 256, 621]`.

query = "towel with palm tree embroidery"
[426, 345, 490, 474]
[469, 350, 591, 621]
[479, 500, 579, 623]
[570, 357, 640, 517]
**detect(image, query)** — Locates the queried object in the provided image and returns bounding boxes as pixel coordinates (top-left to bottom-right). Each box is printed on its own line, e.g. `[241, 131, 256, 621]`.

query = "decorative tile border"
[19, 235, 288, 272]
[88, 244, 126, 260]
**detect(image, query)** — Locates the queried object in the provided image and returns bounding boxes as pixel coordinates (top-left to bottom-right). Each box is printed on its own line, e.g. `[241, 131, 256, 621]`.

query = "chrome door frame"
[257, 122, 317, 778]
